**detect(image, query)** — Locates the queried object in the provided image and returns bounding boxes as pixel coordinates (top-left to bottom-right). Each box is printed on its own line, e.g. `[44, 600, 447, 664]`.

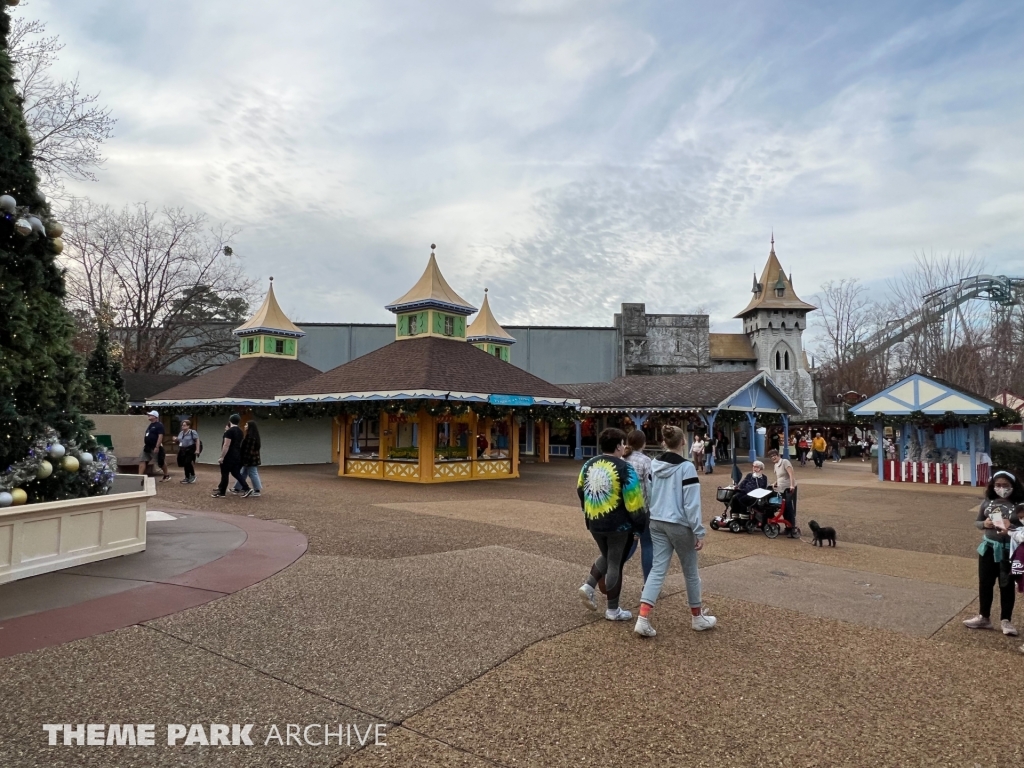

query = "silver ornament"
[0, 194, 15, 213]
[28, 216, 45, 235]
[79, 452, 94, 466]
[14, 218, 32, 236]
[48, 443, 66, 459]
[0, 492, 12, 508]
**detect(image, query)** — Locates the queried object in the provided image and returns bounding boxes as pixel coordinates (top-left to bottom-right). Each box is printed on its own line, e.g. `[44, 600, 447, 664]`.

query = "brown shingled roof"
[562, 371, 775, 411]
[279, 336, 572, 401]
[709, 333, 757, 361]
[734, 245, 816, 317]
[147, 357, 321, 404]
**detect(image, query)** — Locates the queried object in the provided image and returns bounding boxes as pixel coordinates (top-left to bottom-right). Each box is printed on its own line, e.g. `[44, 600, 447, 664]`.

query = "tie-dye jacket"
[576, 454, 647, 533]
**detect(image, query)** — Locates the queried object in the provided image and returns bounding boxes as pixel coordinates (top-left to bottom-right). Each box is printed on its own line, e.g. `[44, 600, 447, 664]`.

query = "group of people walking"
[577, 426, 717, 638]
[136, 411, 264, 497]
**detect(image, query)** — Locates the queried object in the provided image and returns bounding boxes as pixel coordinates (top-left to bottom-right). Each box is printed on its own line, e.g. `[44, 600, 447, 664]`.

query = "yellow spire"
[386, 245, 476, 315]
[234, 278, 305, 337]
[467, 289, 515, 344]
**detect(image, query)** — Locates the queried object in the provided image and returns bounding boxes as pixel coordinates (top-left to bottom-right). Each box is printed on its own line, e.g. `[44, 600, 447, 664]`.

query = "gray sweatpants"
[640, 520, 702, 609]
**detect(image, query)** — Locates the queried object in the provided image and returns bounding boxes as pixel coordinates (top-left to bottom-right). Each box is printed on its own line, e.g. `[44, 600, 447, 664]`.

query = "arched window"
[784, 351, 790, 370]
[775, 351, 781, 370]
[781, 322, 787, 330]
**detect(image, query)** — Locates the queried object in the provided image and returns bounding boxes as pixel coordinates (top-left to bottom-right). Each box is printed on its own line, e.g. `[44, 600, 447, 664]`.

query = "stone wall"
[614, 303, 710, 376]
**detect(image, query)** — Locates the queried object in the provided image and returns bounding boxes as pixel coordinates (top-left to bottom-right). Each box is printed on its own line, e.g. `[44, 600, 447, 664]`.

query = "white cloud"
[18, 0, 1024, 331]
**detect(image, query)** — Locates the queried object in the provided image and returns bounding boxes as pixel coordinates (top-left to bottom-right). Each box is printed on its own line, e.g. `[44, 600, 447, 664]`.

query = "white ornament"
[0, 492, 12, 508]
[0, 194, 15, 213]
[79, 451, 94, 466]
[14, 218, 32, 236]
[37, 460, 53, 479]
[28, 216, 45, 235]
[48, 443, 66, 459]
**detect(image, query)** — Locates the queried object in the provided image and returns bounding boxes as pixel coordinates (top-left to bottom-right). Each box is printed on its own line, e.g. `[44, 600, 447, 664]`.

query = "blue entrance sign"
[489, 394, 534, 407]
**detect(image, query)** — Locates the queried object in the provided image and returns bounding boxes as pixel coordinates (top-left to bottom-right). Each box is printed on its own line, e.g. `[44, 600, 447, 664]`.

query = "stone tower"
[735, 236, 818, 418]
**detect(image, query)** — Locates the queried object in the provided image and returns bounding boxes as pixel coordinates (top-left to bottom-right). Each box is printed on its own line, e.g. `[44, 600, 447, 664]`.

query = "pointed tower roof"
[234, 278, 306, 338]
[734, 237, 816, 318]
[467, 290, 516, 345]
[385, 245, 477, 316]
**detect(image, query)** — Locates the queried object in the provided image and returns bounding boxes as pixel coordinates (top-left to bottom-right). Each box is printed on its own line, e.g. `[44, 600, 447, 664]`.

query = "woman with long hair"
[232, 420, 263, 498]
[964, 470, 1024, 637]
[623, 429, 654, 584]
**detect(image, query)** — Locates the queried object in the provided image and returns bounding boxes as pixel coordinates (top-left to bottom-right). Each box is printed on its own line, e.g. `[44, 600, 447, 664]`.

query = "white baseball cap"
[146, 410, 160, 418]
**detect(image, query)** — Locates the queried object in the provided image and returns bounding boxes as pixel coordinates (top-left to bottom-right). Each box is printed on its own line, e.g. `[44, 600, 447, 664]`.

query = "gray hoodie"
[649, 452, 705, 537]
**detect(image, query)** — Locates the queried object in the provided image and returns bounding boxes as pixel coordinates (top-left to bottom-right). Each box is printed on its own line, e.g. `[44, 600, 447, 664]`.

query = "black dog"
[808, 520, 836, 547]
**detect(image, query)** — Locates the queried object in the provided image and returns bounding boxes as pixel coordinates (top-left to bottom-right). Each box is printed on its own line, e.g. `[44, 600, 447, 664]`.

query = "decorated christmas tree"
[0, 4, 115, 506]
[81, 328, 129, 414]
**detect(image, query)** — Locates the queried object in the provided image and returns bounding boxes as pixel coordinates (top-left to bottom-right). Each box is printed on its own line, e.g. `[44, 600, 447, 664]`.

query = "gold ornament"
[11, 488, 27, 505]
[61, 455, 80, 473]
[45, 221, 64, 238]
[50, 237, 64, 255]
[37, 460, 53, 479]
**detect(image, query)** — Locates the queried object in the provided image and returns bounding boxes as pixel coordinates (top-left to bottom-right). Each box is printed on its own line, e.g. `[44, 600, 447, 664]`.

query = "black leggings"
[979, 548, 1015, 622]
[586, 530, 631, 611]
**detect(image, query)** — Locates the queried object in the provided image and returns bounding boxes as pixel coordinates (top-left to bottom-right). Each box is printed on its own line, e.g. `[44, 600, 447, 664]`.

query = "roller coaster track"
[850, 274, 1024, 361]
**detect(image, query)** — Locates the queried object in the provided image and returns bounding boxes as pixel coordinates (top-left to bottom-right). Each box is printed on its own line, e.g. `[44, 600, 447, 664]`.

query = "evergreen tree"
[0, 5, 107, 502]
[81, 329, 128, 414]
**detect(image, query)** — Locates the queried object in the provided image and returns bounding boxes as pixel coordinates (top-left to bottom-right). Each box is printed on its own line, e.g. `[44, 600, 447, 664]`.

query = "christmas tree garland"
[0, 427, 117, 507]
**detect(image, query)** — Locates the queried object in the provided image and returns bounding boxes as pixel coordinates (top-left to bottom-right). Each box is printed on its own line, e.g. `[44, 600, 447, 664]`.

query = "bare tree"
[9, 10, 115, 193]
[61, 199, 257, 375]
[815, 278, 870, 366]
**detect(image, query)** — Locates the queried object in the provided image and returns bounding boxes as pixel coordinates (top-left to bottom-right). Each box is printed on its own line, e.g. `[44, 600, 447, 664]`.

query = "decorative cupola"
[734, 234, 816, 319]
[385, 245, 477, 342]
[234, 277, 305, 359]
[467, 289, 516, 362]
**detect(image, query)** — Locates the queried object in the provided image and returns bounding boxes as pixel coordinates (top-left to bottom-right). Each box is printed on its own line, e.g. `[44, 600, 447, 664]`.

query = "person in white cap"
[138, 410, 165, 477]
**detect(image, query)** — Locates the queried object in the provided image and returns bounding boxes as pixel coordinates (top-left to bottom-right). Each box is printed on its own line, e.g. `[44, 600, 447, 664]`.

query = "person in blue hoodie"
[634, 424, 717, 637]
[577, 427, 647, 622]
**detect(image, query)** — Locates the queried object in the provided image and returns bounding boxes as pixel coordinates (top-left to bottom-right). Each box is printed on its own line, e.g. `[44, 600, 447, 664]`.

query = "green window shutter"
[433, 311, 443, 334]
[398, 315, 408, 336]
[285, 339, 295, 355]
[240, 339, 247, 356]
[501, 346, 509, 362]
[456, 316, 465, 337]
[253, 336, 262, 353]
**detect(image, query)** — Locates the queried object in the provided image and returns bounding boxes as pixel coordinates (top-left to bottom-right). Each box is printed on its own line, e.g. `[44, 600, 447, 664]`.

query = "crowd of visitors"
[136, 412, 267, 498]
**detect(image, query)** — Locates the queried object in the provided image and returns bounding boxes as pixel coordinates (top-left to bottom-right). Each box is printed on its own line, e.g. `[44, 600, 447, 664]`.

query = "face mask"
[996, 486, 1013, 499]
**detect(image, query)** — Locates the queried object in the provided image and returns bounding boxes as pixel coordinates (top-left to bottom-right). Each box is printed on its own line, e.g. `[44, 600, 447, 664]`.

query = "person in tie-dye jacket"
[576, 428, 647, 621]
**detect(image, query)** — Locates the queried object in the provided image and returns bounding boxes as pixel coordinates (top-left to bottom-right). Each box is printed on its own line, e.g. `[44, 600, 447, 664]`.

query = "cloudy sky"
[23, 0, 1024, 333]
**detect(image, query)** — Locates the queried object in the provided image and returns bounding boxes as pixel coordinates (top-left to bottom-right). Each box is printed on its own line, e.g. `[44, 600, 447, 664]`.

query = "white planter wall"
[0, 477, 155, 585]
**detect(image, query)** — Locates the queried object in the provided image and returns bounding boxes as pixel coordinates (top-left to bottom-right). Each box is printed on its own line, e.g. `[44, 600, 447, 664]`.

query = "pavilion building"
[277, 248, 577, 482]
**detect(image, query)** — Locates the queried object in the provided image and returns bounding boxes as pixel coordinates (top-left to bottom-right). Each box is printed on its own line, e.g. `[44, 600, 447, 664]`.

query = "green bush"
[991, 442, 1024, 479]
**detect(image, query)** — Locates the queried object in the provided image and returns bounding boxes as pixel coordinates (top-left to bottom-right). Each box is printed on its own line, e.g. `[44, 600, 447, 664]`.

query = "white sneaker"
[605, 607, 632, 621]
[634, 616, 656, 637]
[692, 608, 717, 631]
[963, 614, 993, 630]
[1002, 620, 1019, 636]
[578, 584, 597, 612]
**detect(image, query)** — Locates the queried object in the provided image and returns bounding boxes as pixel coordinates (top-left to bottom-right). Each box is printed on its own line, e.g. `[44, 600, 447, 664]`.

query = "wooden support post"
[418, 409, 436, 482]
[380, 411, 390, 459]
[340, 415, 352, 475]
[469, 411, 479, 462]
[539, 420, 550, 463]
[511, 414, 520, 478]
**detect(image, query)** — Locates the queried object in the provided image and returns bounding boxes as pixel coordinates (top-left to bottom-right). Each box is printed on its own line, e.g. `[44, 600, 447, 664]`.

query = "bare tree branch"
[9, 9, 116, 194]
[60, 199, 258, 375]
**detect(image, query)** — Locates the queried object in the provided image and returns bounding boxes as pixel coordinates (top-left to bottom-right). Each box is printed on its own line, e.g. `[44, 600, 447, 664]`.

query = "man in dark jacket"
[212, 414, 251, 498]
[137, 410, 164, 477]
[576, 428, 647, 621]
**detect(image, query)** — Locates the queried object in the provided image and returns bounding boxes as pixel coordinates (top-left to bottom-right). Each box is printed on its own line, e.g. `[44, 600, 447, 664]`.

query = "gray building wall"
[614, 303, 710, 376]
[196, 417, 334, 466]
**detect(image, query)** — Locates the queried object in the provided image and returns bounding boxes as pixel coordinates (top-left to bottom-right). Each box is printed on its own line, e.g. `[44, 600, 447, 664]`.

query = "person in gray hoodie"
[634, 424, 717, 637]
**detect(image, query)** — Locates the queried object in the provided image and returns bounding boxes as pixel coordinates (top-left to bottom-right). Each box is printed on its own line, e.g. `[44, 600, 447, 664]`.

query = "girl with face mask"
[964, 471, 1024, 637]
